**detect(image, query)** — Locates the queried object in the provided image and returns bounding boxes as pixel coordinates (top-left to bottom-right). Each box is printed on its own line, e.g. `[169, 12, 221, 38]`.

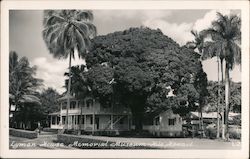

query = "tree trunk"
[78, 101, 83, 135]
[225, 62, 230, 140]
[220, 58, 224, 83]
[134, 112, 143, 132]
[200, 106, 205, 137]
[130, 104, 144, 132]
[66, 52, 72, 130]
[216, 57, 220, 138]
[221, 60, 225, 140]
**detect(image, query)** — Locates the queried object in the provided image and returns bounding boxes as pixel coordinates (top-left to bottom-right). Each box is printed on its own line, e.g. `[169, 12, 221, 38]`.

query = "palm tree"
[202, 40, 225, 138]
[9, 51, 42, 128]
[202, 12, 241, 140]
[64, 65, 90, 134]
[186, 30, 206, 137]
[42, 10, 96, 130]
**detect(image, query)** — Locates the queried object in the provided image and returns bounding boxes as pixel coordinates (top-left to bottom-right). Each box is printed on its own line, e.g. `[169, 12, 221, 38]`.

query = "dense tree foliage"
[85, 27, 208, 130]
[205, 81, 241, 113]
[38, 88, 61, 127]
[9, 51, 43, 129]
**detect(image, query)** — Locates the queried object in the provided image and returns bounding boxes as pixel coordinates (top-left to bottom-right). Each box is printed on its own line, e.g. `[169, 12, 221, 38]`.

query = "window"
[82, 116, 85, 124]
[57, 116, 60, 125]
[90, 116, 93, 124]
[62, 102, 67, 109]
[78, 115, 83, 124]
[168, 118, 176, 126]
[52, 116, 56, 125]
[155, 117, 160, 125]
[80, 100, 85, 108]
[62, 116, 66, 125]
[86, 99, 93, 108]
[70, 101, 77, 109]
[102, 101, 112, 108]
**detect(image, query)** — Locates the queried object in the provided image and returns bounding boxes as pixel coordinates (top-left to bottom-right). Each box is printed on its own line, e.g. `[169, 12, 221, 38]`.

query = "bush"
[43, 127, 58, 133]
[229, 126, 241, 139]
[9, 128, 38, 139]
[204, 125, 241, 140]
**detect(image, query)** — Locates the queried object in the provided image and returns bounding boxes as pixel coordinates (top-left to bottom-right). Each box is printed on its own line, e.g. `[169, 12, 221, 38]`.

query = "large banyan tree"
[85, 27, 208, 131]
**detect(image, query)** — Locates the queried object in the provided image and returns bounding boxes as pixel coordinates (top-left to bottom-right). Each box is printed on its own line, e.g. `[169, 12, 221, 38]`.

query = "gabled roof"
[190, 111, 219, 119]
[48, 111, 60, 115]
[57, 94, 75, 101]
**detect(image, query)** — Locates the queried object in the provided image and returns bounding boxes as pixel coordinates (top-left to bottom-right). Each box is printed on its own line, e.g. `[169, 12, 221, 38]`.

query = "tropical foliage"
[85, 27, 207, 130]
[42, 10, 97, 129]
[9, 51, 42, 129]
[38, 87, 61, 127]
[205, 81, 241, 113]
[202, 12, 241, 139]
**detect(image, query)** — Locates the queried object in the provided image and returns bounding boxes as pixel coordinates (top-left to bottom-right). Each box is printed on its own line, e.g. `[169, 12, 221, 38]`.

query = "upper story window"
[155, 116, 160, 125]
[102, 101, 112, 108]
[62, 102, 67, 110]
[79, 100, 85, 108]
[168, 118, 176, 126]
[86, 99, 93, 108]
[70, 101, 77, 109]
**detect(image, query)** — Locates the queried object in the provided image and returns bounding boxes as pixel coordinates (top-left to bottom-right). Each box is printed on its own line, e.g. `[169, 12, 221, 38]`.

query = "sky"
[9, 10, 241, 94]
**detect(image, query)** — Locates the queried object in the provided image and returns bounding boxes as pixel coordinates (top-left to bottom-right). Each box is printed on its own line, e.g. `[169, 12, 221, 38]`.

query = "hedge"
[9, 128, 38, 139]
[43, 127, 58, 133]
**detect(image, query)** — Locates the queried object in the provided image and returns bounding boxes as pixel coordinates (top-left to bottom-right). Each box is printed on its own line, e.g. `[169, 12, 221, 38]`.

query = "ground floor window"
[90, 116, 93, 124]
[57, 116, 60, 125]
[52, 116, 56, 125]
[62, 116, 66, 124]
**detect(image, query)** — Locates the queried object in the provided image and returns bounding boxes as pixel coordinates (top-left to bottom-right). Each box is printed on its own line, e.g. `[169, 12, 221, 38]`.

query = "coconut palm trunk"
[66, 52, 72, 130]
[216, 56, 220, 138]
[225, 62, 230, 140]
[42, 10, 96, 131]
[220, 58, 226, 139]
[78, 103, 83, 135]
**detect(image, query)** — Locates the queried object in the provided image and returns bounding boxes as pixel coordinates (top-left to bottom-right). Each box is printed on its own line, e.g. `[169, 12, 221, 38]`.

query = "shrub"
[9, 128, 38, 139]
[229, 126, 241, 139]
[43, 127, 58, 133]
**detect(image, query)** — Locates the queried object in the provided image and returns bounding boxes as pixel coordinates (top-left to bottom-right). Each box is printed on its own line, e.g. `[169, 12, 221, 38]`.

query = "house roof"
[57, 94, 75, 101]
[190, 111, 219, 119]
[48, 111, 60, 115]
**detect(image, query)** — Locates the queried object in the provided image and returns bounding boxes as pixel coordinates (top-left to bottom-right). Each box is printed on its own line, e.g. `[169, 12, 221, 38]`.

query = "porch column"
[50, 116, 52, 126]
[111, 114, 113, 130]
[60, 102, 62, 125]
[75, 115, 78, 130]
[92, 113, 95, 135]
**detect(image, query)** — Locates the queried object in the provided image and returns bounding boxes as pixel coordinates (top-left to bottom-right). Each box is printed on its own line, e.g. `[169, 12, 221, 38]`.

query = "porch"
[50, 114, 131, 132]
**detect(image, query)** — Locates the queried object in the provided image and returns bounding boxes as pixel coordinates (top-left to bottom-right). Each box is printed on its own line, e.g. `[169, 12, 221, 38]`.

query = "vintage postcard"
[0, 0, 249, 158]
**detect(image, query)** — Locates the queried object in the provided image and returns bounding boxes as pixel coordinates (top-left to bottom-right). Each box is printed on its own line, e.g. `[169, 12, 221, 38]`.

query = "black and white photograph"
[0, 0, 249, 158]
